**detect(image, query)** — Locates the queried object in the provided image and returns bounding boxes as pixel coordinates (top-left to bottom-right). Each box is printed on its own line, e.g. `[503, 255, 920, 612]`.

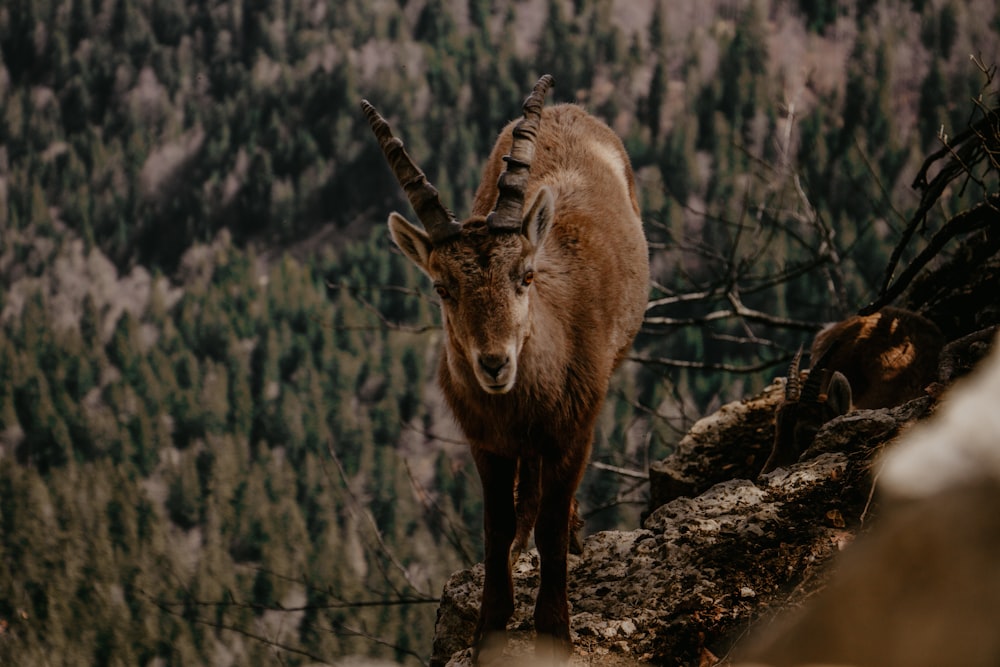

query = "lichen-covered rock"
[800, 396, 932, 462]
[647, 380, 784, 511]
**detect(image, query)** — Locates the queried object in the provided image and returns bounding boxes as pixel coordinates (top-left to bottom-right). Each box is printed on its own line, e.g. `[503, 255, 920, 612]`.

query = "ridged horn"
[361, 99, 462, 244]
[800, 364, 827, 404]
[487, 74, 555, 232]
[803, 335, 844, 403]
[785, 346, 804, 401]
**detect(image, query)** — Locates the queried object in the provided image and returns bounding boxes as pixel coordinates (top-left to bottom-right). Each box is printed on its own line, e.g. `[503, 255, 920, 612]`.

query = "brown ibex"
[761, 307, 943, 474]
[361, 76, 649, 661]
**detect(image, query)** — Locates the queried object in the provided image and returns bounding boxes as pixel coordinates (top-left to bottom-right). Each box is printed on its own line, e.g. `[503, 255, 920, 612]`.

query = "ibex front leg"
[471, 449, 517, 665]
[533, 441, 590, 661]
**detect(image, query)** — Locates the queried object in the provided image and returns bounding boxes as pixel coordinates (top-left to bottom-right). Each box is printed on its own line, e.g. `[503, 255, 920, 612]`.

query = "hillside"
[1, 0, 999, 664]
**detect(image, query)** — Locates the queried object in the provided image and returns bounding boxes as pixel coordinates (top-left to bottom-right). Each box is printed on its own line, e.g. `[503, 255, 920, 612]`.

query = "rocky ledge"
[431, 375, 933, 666]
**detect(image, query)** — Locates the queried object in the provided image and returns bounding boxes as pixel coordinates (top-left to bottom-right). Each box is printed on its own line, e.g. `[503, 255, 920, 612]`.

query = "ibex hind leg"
[471, 450, 517, 665]
[512, 456, 586, 569]
[511, 455, 541, 567]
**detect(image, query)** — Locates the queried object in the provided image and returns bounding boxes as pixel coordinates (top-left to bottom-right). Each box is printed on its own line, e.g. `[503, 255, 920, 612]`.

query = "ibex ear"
[388, 212, 433, 274]
[826, 371, 853, 417]
[521, 186, 554, 248]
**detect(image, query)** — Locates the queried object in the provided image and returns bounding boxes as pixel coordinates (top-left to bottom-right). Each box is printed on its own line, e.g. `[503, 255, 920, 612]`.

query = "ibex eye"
[522, 270, 534, 286]
[434, 285, 450, 299]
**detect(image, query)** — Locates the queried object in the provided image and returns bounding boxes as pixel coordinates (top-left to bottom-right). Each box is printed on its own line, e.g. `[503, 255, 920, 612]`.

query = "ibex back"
[362, 76, 649, 662]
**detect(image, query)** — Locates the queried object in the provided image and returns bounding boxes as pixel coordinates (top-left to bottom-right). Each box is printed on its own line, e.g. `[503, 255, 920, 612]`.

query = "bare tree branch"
[862, 196, 1000, 314]
[326, 280, 441, 333]
[323, 442, 435, 600]
[874, 93, 1000, 308]
[402, 459, 478, 567]
[589, 460, 649, 480]
[629, 354, 792, 374]
[144, 593, 331, 665]
[643, 296, 822, 332]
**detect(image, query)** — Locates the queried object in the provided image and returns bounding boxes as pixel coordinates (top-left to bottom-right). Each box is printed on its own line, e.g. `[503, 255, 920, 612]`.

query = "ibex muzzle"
[363, 75, 649, 662]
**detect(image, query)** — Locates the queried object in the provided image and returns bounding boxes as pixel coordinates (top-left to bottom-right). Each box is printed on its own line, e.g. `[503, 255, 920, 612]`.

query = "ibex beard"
[362, 75, 649, 663]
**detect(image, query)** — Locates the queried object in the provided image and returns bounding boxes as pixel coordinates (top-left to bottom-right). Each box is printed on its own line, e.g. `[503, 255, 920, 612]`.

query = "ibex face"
[364, 76, 557, 396]
[762, 347, 852, 474]
[388, 197, 551, 395]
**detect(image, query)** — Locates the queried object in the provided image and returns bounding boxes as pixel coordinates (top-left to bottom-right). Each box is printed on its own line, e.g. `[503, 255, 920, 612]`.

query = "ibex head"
[362, 76, 555, 395]
[761, 347, 853, 474]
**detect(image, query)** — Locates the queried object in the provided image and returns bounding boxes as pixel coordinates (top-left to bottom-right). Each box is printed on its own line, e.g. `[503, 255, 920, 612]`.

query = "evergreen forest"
[0, 0, 998, 664]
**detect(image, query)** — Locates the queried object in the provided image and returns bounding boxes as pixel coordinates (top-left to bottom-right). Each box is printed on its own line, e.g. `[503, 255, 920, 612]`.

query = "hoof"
[472, 630, 508, 666]
[534, 633, 573, 664]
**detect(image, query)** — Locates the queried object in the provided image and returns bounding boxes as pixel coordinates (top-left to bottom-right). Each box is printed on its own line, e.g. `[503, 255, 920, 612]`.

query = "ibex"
[761, 307, 943, 474]
[361, 76, 649, 661]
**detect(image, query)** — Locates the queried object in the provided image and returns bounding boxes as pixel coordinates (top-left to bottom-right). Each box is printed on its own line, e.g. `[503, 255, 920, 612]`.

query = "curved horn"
[488, 74, 555, 232]
[785, 345, 804, 401]
[361, 100, 462, 244]
[800, 365, 827, 404]
[803, 335, 845, 403]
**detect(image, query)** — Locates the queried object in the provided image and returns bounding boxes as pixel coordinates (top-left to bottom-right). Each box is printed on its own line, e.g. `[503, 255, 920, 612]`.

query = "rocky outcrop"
[431, 384, 934, 666]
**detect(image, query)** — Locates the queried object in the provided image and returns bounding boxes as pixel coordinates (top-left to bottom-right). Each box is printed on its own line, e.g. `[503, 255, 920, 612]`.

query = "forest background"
[1, 0, 998, 664]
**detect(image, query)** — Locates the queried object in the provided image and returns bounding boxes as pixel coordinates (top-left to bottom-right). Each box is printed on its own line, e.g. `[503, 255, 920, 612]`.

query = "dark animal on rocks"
[361, 76, 649, 662]
[761, 307, 943, 474]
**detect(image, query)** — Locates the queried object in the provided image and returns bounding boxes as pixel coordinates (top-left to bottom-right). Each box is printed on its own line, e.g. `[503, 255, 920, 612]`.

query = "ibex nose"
[478, 353, 510, 380]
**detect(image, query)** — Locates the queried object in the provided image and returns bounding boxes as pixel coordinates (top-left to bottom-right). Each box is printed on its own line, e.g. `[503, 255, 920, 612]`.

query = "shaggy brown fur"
[364, 78, 649, 662]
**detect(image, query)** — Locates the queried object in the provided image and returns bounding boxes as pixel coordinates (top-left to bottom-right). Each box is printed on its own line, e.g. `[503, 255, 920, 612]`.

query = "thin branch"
[861, 196, 999, 314]
[324, 618, 430, 667]
[150, 591, 441, 612]
[646, 284, 722, 309]
[629, 354, 790, 374]
[852, 133, 910, 233]
[326, 280, 440, 334]
[589, 460, 649, 480]
[323, 442, 434, 599]
[580, 476, 650, 521]
[643, 301, 822, 332]
[144, 593, 330, 665]
[880, 95, 1000, 302]
[792, 172, 848, 311]
[400, 420, 469, 447]
[609, 382, 696, 439]
[402, 460, 477, 567]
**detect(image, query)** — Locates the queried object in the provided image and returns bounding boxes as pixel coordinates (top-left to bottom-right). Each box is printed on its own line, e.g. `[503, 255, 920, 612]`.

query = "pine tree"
[166, 451, 203, 530]
[718, 4, 769, 146]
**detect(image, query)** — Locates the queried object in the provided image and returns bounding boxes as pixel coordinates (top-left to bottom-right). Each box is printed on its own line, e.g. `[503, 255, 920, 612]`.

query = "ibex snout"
[474, 348, 517, 394]
[478, 353, 510, 377]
